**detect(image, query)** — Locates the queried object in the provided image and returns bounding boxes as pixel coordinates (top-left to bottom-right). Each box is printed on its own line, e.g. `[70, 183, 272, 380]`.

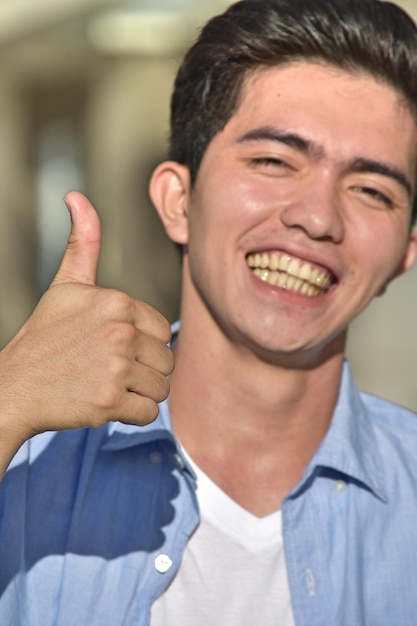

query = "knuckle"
[99, 320, 136, 346]
[115, 322, 136, 344]
[99, 289, 133, 317]
[94, 381, 123, 412]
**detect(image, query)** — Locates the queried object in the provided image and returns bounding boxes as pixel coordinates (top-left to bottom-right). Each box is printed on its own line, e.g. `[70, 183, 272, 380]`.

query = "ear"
[377, 229, 417, 296]
[149, 161, 191, 245]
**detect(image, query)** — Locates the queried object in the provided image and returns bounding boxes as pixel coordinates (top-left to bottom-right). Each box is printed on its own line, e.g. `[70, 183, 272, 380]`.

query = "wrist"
[0, 408, 31, 480]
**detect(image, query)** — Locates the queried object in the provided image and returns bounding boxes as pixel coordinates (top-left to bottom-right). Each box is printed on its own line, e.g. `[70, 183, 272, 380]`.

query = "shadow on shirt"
[0, 426, 184, 597]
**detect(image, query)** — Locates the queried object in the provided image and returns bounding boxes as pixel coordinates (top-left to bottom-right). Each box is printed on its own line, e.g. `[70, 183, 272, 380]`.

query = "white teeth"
[261, 253, 269, 268]
[279, 255, 290, 271]
[270, 253, 279, 270]
[311, 268, 320, 284]
[247, 251, 332, 297]
[267, 271, 279, 285]
[300, 263, 312, 280]
[301, 282, 310, 295]
[286, 276, 296, 290]
[288, 258, 301, 277]
[254, 268, 269, 282]
[278, 272, 287, 288]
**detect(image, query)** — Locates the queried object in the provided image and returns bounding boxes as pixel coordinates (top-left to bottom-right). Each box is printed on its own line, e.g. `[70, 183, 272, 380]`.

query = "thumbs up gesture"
[0, 192, 174, 476]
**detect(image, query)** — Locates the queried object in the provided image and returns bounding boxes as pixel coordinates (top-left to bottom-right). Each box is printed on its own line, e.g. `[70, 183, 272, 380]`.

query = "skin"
[150, 62, 417, 514]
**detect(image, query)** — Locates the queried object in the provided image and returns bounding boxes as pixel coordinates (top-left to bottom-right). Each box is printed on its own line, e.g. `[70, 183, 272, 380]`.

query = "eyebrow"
[237, 126, 325, 160]
[237, 125, 413, 198]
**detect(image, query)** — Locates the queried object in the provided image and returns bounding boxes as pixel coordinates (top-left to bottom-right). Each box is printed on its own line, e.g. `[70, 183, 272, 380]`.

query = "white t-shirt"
[151, 449, 295, 626]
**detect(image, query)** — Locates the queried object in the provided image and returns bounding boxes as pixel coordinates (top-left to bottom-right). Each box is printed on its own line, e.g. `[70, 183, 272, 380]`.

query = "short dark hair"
[169, 0, 417, 224]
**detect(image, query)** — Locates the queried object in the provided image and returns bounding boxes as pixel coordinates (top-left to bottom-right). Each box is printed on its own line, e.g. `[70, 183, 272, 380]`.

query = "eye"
[250, 157, 289, 168]
[354, 185, 395, 209]
[249, 156, 297, 176]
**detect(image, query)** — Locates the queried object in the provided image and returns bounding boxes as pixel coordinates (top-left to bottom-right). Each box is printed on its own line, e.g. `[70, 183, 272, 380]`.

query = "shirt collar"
[288, 360, 388, 502]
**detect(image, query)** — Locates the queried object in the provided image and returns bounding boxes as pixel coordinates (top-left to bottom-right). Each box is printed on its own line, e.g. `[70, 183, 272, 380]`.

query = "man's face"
[166, 62, 417, 365]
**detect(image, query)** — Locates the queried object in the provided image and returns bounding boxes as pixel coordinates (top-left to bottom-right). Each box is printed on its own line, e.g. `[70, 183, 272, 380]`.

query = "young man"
[1, 0, 417, 624]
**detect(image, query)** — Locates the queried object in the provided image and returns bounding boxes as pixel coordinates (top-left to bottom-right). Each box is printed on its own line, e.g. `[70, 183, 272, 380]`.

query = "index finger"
[131, 299, 172, 344]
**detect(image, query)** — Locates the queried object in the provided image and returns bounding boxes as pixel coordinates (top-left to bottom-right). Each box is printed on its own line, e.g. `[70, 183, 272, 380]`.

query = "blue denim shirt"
[1, 359, 417, 625]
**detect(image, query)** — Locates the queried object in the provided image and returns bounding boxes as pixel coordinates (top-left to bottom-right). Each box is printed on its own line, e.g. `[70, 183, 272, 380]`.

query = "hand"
[0, 192, 174, 473]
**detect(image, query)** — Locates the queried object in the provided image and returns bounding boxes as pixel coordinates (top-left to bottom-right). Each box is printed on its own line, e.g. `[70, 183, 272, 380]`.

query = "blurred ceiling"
[0, 0, 414, 48]
[0, 0, 231, 49]
[0, 0, 232, 82]
[0, 0, 414, 81]
[0, 0, 113, 45]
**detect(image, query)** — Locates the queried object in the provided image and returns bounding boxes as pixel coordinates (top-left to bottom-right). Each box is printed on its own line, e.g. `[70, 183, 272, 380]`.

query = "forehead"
[212, 61, 417, 181]
[237, 61, 409, 129]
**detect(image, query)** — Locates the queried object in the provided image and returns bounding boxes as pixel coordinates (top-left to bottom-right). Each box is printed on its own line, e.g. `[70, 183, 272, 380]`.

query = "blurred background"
[0, 0, 416, 411]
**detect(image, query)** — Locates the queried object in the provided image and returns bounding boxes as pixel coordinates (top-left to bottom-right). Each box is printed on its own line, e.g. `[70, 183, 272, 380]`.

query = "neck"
[169, 306, 345, 516]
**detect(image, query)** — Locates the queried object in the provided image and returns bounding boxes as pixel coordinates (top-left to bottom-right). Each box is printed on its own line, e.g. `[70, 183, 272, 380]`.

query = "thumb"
[53, 191, 102, 286]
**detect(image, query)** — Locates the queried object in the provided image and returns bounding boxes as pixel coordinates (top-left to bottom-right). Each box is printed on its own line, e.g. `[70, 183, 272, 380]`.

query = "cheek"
[215, 182, 288, 237]
[189, 180, 253, 238]
[349, 217, 411, 284]
[238, 175, 305, 221]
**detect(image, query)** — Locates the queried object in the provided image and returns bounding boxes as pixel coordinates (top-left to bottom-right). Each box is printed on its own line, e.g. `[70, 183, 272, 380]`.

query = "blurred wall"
[0, 0, 230, 341]
[0, 0, 416, 411]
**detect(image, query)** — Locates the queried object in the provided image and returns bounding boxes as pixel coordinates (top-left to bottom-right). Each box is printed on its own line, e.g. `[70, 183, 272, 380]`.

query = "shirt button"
[149, 451, 162, 465]
[334, 479, 347, 493]
[154, 554, 173, 573]
[173, 452, 185, 469]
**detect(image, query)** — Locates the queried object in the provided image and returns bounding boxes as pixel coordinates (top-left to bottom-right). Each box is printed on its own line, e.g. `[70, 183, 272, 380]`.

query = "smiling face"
[152, 62, 417, 366]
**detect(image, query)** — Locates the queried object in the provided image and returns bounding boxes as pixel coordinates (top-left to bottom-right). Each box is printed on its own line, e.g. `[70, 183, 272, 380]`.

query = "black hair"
[169, 0, 417, 223]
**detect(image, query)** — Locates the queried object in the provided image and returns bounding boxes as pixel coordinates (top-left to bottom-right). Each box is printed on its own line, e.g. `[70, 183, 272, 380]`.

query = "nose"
[280, 176, 345, 242]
